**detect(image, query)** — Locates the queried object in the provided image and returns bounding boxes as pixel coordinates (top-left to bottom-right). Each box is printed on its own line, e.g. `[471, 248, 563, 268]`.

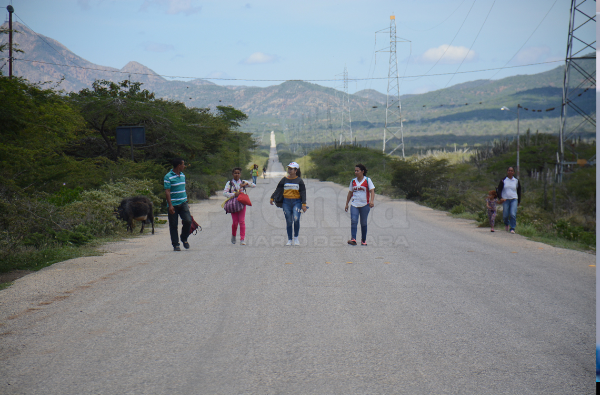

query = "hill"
[1, 21, 594, 146]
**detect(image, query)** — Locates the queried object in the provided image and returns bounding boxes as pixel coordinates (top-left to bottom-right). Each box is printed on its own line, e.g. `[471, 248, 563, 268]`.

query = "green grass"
[0, 282, 14, 291]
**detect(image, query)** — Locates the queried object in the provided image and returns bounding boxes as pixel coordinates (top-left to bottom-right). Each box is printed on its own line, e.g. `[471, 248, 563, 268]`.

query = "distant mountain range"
[1, 21, 595, 144]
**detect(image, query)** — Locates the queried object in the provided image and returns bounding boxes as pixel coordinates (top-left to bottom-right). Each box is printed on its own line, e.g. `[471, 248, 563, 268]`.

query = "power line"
[3, 57, 565, 82]
[13, 13, 82, 69]
[405, 0, 469, 32]
[416, 0, 478, 79]
[444, 0, 496, 88]
[477, 0, 559, 84]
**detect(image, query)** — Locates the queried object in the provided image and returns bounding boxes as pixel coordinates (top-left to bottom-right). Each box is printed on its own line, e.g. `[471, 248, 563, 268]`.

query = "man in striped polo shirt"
[164, 158, 192, 251]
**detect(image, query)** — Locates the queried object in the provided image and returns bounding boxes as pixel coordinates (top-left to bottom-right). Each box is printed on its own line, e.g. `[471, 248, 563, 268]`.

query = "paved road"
[0, 157, 595, 394]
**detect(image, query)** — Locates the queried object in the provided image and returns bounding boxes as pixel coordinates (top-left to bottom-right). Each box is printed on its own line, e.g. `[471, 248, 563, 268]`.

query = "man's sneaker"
[294, 237, 300, 246]
[240, 239, 246, 245]
[182, 241, 190, 249]
[348, 239, 357, 246]
[286, 239, 293, 246]
[231, 235, 236, 244]
[173, 245, 181, 251]
[361, 240, 367, 246]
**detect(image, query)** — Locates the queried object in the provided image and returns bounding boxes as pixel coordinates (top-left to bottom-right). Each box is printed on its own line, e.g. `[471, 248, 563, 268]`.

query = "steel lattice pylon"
[337, 66, 353, 145]
[376, 16, 410, 157]
[557, 0, 596, 181]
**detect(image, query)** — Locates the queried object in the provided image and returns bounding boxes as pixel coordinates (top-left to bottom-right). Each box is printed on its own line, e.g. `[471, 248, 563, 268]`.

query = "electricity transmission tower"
[337, 66, 353, 145]
[376, 16, 410, 157]
[557, 0, 596, 182]
[327, 101, 334, 144]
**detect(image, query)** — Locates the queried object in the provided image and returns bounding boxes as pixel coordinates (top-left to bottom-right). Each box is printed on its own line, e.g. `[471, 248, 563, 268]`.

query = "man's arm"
[165, 189, 175, 215]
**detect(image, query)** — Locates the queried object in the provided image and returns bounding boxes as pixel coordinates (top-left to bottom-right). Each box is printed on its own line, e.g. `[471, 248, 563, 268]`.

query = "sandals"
[348, 239, 357, 246]
[361, 240, 367, 246]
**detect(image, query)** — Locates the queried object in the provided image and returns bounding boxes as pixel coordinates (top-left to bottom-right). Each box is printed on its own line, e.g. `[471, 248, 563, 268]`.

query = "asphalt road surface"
[0, 157, 595, 394]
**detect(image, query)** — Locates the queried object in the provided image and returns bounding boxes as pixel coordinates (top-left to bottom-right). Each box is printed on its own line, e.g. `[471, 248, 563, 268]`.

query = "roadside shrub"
[450, 204, 466, 214]
[391, 157, 451, 199]
[554, 219, 596, 246]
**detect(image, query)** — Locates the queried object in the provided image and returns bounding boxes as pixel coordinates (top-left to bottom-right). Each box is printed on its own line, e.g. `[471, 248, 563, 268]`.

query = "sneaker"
[286, 239, 293, 246]
[240, 239, 246, 245]
[361, 240, 367, 246]
[348, 239, 357, 246]
[182, 241, 190, 249]
[173, 245, 181, 251]
[294, 237, 300, 246]
[231, 235, 236, 244]
[510, 229, 515, 234]
[490, 229, 495, 232]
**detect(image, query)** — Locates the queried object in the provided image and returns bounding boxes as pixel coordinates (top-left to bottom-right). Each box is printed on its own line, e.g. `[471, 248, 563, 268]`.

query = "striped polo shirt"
[164, 169, 187, 206]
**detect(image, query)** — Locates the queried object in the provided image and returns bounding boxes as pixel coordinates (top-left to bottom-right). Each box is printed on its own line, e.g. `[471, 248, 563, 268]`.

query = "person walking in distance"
[486, 190, 499, 232]
[251, 164, 259, 184]
[496, 166, 522, 234]
[345, 164, 375, 246]
[262, 166, 267, 179]
[224, 167, 256, 246]
[164, 158, 192, 251]
[270, 162, 307, 246]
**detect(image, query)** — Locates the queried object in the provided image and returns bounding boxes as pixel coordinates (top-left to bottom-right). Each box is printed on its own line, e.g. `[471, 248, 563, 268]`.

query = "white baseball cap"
[288, 162, 300, 169]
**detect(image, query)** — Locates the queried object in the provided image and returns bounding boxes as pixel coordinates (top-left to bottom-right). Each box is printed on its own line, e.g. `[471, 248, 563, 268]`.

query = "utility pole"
[376, 16, 410, 157]
[7, 5, 14, 78]
[557, 0, 596, 182]
[327, 100, 334, 144]
[337, 66, 353, 145]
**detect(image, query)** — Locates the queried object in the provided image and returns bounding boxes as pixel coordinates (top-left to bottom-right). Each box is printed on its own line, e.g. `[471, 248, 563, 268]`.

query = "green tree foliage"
[1, 76, 254, 270]
[0, 76, 86, 192]
[391, 158, 452, 199]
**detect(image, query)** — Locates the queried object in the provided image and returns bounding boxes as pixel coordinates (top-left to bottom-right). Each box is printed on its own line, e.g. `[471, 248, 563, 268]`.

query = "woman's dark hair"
[288, 166, 301, 178]
[507, 166, 515, 172]
[232, 167, 243, 174]
[172, 158, 184, 168]
[253, 164, 258, 168]
[355, 163, 367, 175]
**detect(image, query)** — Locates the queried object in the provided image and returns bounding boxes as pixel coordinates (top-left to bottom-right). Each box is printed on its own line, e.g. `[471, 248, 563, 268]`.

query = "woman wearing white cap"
[270, 162, 307, 246]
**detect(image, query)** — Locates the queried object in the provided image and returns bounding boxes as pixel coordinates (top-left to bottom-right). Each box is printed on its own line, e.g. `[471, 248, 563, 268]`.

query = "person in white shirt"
[223, 167, 256, 245]
[345, 164, 375, 246]
[496, 166, 522, 234]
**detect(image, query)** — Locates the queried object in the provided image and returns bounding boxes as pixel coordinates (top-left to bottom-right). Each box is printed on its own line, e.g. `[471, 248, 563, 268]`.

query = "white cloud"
[241, 52, 278, 65]
[513, 46, 553, 64]
[140, 0, 201, 16]
[142, 41, 175, 52]
[420, 45, 476, 64]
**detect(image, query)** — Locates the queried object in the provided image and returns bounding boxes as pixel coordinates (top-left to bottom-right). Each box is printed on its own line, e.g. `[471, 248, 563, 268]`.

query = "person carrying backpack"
[345, 164, 375, 246]
[251, 164, 259, 184]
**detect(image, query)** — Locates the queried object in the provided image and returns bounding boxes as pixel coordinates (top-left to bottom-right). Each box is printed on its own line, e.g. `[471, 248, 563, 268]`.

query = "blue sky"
[1, 0, 595, 94]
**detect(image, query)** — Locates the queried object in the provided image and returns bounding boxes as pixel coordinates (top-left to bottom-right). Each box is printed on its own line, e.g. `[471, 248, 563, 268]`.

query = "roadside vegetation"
[306, 134, 595, 252]
[0, 75, 255, 277]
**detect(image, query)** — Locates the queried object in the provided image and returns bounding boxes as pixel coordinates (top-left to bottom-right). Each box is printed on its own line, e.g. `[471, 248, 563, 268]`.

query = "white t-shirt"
[501, 177, 519, 200]
[349, 177, 375, 207]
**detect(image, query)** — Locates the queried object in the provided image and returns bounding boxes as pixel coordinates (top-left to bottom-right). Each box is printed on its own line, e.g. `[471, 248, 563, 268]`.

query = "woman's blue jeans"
[502, 199, 518, 230]
[252, 176, 257, 184]
[350, 205, 370, 242]
[282, 198, 302, 240]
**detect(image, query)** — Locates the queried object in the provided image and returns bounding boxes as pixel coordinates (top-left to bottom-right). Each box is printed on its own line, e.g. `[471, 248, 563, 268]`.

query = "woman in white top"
[223, 167, 256, 245]
[496, 166, 522, 234]
[344, 164, 375, 246]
